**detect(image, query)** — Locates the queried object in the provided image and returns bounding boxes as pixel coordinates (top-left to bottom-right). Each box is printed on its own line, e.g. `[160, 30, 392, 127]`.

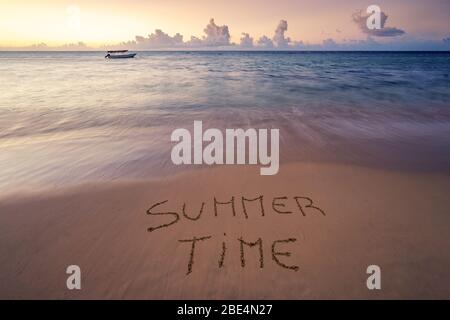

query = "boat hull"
[105, 53, 137, 59]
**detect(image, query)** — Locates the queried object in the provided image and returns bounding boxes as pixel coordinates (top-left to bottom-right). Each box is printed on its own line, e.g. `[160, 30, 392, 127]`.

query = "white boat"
[105, 50, 136, 59]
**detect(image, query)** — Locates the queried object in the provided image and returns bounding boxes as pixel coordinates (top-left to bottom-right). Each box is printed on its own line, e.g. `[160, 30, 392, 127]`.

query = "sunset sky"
[0, 0, 449, 49]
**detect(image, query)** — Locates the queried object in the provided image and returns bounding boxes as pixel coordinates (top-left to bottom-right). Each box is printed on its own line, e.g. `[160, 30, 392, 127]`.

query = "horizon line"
[1, 49, 450, 53]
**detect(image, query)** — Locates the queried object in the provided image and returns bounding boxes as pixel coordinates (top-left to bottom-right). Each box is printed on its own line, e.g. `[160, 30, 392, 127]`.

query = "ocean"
[1, 51, 449, 194]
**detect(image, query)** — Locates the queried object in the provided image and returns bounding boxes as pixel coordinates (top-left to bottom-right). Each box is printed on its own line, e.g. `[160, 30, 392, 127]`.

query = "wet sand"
[0, 162, 449, 299]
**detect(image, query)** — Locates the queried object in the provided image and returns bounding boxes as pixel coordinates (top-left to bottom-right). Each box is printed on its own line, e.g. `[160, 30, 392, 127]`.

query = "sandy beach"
[1, 162, 449, 299]
[2, 0, 450, 305]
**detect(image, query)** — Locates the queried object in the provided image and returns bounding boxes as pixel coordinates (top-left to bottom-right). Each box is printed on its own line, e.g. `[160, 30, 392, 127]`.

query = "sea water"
[0, 51, 449, 193]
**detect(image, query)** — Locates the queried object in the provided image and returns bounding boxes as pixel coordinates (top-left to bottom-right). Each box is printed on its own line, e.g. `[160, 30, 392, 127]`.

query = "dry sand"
[0, 162, 449, 299]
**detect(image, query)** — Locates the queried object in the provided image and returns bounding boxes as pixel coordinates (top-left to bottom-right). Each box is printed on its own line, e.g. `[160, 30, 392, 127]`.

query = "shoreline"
[1, 158, 448, 203]
[1, 162, 449, 299]
[2, 105, 450, 195]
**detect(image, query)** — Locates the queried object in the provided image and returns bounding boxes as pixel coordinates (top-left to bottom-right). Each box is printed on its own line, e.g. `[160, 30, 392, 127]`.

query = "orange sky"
[0, 0, 449, 47]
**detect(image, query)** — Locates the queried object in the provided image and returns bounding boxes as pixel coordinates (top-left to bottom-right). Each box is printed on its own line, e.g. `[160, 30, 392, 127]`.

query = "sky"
[0, 0, 449, 50]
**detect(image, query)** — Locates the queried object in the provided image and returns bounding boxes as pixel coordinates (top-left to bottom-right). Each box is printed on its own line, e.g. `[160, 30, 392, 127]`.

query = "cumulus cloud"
[183, 18, 232, 47]
[240, 33, 254, 48]
[11, 16, 450, 52]
[322, 38, 338, 48]
[255, 19, 290, 49]
[187, 36, 204, 47]
[353, 10, 405, 37]
[296, 36, 450, 51]
[202, 18, 231, 46]
[0, 41, 92, 51]
[123, 18, 291, 50]
[110, 18, 231, 49]
[131, 29, 183, 48]
[29, 43, 49, 50]
[257, 35, 274, 49]
[58, 41, 88, 50]
[273, 20, 291, 47]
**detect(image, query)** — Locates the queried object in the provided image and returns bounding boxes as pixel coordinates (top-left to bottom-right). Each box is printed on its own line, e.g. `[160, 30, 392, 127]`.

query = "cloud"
[187, 36, 204, 47]
[132, 29, 184, 48]
[29, 43, 49, 50]
[110, 18, 231, 49]
[272, 20, 290, 48]
[6, 17, 449, 52]
[240, 33, 254, 48]
[58, 41, 89, 50]
[183, 18, 232, 47]
[322, 38, 338, 48]
[298, 37, 450, 51]
[353, 10, 405, 37]
[0, 41, 92, 51]
[202, 18, 231, 46]
[113, 29, 184, 49]
[257, 35, 274, 49]
[255, 20, 290, 49]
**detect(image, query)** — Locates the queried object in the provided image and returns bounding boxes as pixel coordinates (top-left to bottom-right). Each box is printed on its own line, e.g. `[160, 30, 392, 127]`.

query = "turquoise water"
[0, 51, 449, 193]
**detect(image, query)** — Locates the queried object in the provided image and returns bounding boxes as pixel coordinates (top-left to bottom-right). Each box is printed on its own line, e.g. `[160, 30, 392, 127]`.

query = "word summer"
[146, 194, 326, 233]
[171, 121, 280, 175]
